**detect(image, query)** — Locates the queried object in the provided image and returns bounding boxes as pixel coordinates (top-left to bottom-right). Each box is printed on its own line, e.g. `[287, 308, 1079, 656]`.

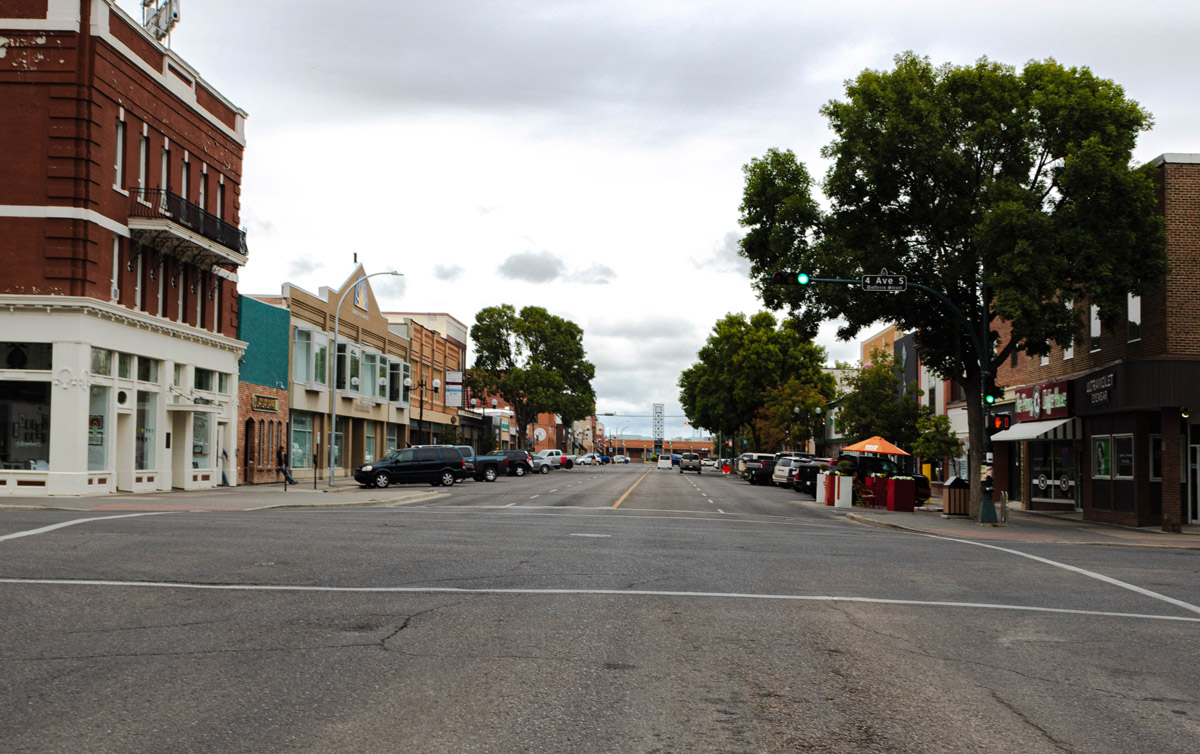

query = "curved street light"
[328, 270, 402, 486]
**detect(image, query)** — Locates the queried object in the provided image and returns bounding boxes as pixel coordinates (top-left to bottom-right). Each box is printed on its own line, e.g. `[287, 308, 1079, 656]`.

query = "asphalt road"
[1, 465, 1198, 753]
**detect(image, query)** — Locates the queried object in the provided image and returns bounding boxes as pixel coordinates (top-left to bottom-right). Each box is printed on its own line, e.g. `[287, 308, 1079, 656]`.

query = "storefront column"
[49, 342, 91, 494]
[1161, 407, 1184, 531]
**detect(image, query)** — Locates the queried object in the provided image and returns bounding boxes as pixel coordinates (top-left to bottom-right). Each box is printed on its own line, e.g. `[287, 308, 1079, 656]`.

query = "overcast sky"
[119, 0, 1200, 441]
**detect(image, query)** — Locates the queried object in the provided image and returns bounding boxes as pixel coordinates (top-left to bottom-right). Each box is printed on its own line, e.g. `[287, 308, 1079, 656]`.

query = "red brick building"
[0, 1, 247, 494]
[991, 154, 1200, 529]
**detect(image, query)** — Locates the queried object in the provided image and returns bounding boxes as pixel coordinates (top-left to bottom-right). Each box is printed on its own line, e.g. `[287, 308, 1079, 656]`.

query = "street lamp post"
[491, 399, 499, 448]
[328, 270, 402, 486]
[403, 375, 440, 447]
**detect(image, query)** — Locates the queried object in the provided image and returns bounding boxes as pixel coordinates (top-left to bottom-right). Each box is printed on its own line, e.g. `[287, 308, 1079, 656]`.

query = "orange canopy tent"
[841, 436, 910, 456]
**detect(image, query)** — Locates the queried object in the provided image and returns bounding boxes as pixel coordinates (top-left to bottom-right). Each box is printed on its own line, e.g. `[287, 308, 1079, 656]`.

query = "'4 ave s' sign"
[861, 269, 907, 292]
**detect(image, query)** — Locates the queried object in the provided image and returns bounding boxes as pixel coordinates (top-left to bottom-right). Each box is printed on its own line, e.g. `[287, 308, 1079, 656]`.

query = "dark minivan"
[354, 445, 467, 488]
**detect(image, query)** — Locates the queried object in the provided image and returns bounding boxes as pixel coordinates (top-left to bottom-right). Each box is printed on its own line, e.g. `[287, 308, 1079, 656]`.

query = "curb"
[842, 512, 1200, 550]
[249, 490, 446, 510]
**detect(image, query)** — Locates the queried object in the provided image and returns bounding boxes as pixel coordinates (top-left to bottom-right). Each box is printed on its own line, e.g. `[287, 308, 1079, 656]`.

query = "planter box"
[867, 476, 888, 508]
[887, 478, 915, 512]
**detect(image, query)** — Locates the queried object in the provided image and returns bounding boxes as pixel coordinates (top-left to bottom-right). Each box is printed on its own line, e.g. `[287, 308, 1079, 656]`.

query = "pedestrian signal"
[988, 414, 1011, 434]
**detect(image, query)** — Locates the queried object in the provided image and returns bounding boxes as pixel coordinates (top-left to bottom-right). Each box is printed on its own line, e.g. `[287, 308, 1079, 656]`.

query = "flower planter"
[869, 476, 889, 509]
[886, 478, 915, 512]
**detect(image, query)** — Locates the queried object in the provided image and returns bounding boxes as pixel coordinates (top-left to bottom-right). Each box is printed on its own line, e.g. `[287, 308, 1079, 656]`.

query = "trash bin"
[942, 476, 969, 517]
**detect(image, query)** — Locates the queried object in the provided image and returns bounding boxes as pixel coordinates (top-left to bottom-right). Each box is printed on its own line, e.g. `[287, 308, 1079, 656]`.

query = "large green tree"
[835, 352, 925, 453]
[678, 312, 835, 449]
[468, 305, 595, 449]
[739, 53, 1166, 517]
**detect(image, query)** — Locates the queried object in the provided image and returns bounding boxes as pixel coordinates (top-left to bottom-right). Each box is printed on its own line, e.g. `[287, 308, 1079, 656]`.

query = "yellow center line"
[612, 469, 652, 509]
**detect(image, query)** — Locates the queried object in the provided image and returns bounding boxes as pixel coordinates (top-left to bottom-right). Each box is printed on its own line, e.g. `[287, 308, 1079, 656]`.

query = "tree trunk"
[962, 375, 986, 521]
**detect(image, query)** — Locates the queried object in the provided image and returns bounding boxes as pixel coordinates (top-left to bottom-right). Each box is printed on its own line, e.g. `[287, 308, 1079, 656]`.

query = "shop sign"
[1085, 369, 1116, 407]
[251, 395, 279, 412]
[1014, 380, 1069, 422]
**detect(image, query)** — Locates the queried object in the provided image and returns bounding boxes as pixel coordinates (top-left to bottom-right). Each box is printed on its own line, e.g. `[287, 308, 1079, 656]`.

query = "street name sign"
[861, 270, 907, 292]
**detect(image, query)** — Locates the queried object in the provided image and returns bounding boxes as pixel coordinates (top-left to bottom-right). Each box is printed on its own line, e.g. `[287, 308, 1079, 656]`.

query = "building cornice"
[0, 295, 247, 354]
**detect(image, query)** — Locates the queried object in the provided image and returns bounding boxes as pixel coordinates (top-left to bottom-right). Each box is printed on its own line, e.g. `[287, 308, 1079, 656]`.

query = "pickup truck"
[741, 453, 776, 485]
[835, 453, 932, 503]
[679, 452, 702, 473]
[473, 449, 534, 481]
[535, 449, 576, 470]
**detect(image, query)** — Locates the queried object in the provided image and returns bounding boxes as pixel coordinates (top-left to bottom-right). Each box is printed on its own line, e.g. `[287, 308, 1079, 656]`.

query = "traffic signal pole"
[779, 272, 999, 523]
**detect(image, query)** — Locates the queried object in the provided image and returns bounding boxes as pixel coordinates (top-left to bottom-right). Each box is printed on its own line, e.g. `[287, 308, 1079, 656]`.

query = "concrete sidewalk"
[834, 501, 1200, 549]
[0, 480, 446, 512]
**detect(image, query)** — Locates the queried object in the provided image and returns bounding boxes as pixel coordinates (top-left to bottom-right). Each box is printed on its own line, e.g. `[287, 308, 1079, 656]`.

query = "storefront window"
[1113, 435, 1134, 479]
[334, 417, 347, 468]
[1, 343, 52, 371]
[88, 386, 110, 470]
[118, 353, 132, 379]
[193, 412, 211, 469]
[1093, 436, 1111, 478]
[386, 424, 398, 454]
[91, 348, 112, 376]
[0, 381, 51, 469]
[135, 391, 156, 470]
[291, 412, 313, 469]
[365, 422, 376, 463]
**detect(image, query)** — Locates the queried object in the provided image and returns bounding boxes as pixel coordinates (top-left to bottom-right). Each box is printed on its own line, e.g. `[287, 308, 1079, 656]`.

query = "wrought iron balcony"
[128, 189, 248, 266]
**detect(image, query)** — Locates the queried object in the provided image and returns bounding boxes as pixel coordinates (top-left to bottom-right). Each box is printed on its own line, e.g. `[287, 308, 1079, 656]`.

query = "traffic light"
[770, 271, 811, 285]
[983, 374, 998, 405]
[987, 413, 1011, 435]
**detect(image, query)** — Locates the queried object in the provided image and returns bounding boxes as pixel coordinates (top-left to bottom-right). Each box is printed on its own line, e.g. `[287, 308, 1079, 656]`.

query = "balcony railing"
[129, 189, 248, 258]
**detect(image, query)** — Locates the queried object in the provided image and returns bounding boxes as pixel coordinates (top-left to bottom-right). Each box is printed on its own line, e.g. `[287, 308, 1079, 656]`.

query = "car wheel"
[514, 464, 527, 477]
[484, 467, 498, 482]
[439, 470, 456, 487]
[373, 472, 390, 489]
[678, 467, 683, 474]
[539, 465, 550, 474]
[563, 460, 574, 469]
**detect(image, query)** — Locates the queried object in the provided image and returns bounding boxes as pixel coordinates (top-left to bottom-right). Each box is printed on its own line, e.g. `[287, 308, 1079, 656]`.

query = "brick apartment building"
[990, 154, 1200, 529]
[0, 1, 247, 494]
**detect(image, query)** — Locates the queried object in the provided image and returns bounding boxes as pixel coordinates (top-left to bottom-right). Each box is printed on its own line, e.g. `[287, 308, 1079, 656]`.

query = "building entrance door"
[1190, 445, 1199, 524]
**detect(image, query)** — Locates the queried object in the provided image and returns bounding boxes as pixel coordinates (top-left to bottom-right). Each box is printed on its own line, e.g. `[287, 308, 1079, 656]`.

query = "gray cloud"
[371, 276, 407, 299]
[567, 263, 616, 284]
[433, 264, 464, 281]
[499, 250, 566, 283]
[694, 230, 751, 275]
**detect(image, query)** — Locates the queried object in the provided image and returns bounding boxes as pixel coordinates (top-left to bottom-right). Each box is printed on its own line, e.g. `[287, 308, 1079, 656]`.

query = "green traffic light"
[985, 394, 996, 405]
[797, 273, 810, 284]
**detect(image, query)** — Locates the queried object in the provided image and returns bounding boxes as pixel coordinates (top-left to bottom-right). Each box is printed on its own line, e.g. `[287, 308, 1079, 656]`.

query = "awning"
[991, 417, 1073, 442]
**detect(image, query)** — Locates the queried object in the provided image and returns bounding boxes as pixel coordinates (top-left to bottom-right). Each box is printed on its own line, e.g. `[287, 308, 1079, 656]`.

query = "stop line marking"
[1, 577, 1195, 624]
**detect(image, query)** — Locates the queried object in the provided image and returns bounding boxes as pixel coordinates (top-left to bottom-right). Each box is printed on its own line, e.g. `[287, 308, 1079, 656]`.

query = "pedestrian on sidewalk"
[277, 446, 297, 485]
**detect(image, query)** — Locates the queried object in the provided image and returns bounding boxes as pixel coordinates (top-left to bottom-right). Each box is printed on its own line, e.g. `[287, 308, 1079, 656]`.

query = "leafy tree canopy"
[739, 52, 1166, 513]
[468, 304, 595, 448]
[910, 412, 962, 466]
[836, 351, 925, 452]
[753, 377, 827, 453]
[679, 312, 835, 447]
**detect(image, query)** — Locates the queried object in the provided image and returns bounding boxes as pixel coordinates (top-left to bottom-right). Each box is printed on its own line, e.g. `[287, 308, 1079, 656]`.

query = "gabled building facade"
[250, 268, 413, 483]
[0, 0, 247, 494]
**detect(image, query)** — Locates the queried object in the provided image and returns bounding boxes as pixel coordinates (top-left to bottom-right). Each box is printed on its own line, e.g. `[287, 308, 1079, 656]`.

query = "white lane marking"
[529, 495, 540, 500]
[718, 509, 728, 515]
[569, 533, 611, 538]
[550, 489, 558, 493]
[2, 578, 1195, 624]
[922, 533, 1200, 616]
[503, 502, 517, 508]
[0, 512, 173, 543]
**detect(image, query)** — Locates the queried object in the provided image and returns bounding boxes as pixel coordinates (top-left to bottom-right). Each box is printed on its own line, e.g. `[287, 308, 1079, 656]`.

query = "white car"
[656, 455, 673, 470]
[614, 455, 630, 464]
[577, 453, 600, 466]
[700, 458, 715, 467]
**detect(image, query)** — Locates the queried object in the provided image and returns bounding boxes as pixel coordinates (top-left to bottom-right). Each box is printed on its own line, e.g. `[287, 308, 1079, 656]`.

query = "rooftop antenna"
[142, 0, 181, 46]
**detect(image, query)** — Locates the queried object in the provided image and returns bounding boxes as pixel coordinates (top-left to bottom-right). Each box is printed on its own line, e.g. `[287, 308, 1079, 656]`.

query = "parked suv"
[354, 445, 467, 488]
[679, 452, 702, 473]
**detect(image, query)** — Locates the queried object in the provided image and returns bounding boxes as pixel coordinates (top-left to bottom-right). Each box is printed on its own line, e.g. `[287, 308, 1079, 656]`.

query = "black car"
[354, 445, 467, 488]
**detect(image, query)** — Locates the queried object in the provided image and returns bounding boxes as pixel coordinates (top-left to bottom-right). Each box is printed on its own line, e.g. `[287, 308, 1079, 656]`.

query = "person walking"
[277, 446, 297, 485]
